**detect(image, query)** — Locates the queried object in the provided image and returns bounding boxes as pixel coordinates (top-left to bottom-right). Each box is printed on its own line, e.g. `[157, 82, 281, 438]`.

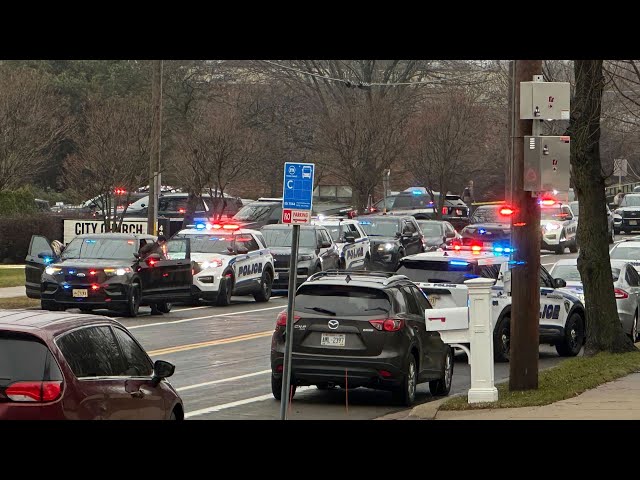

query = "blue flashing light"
[43, 256, 52, 264]
[494, 247, 504, 253]
[63, 284, 71, 289]
[450, 260, 469, 266]
[359, 220, 372, 225]
[464, 274, 480, 279]
[478, 228, 487, 235]
[85, 239, 96, 244]
[504, 247, 512, 253]
[68, 270, 75, 275]
[195, 223, 206, 230]
[508, 260, 526, 266]
[412, 190, 422, 195]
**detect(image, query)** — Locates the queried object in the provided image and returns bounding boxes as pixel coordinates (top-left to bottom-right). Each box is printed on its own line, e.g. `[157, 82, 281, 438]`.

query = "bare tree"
[0, 68, 72, 191]
[63, 96, 152, 231]
[570, 60, 636, 354]
[172, 101, 257, 223]
[405, 89, 488, 218]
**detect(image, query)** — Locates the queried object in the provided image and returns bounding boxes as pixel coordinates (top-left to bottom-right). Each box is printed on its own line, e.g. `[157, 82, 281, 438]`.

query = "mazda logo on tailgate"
[328, 320, 339, 330]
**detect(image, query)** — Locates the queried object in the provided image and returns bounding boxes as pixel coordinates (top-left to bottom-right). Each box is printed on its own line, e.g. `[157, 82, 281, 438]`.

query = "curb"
[375, 392, 466, 421]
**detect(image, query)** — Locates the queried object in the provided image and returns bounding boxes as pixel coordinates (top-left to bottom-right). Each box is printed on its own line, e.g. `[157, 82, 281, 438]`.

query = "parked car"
[459, 205, 512, 252]
[415, 219, 462, 251]
[270, 270, 454, 406]
[358, 215, 424, 271]
[613, 194, 640, 234]
[0, 309, 182, 420]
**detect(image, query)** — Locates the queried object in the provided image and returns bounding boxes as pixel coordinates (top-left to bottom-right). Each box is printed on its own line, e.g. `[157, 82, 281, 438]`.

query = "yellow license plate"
[72, 289, 88, 298]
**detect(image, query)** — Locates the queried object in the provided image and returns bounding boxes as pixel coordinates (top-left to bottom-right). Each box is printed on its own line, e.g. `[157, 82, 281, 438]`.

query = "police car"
[311, 216, 371, 270]
[173, 223, 275, 306]
[395, 250, 586, 361]
[540, 200, 578, 254]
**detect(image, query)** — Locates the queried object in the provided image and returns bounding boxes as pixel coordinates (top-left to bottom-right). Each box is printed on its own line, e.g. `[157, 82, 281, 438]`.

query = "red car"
[0, 310, 183, 420]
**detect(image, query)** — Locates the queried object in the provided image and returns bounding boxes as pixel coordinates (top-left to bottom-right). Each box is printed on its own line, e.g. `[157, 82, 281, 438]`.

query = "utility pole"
[509, 60, 542, 391]
[147, 59, 163, 235]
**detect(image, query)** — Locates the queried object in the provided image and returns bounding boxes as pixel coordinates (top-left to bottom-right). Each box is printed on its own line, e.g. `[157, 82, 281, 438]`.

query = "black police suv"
[261, 224, 340, 290]
[270, 270, 454, 406]
[614, 194, 640, 234]
[25, 233, 193, 317]
[358, 215, 424, 271]
[459, 205, 512, 249]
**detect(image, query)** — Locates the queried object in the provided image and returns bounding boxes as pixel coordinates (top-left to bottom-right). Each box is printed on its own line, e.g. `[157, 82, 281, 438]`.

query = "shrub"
[0, 213, 64, 263]
[0, 188, 36, 215]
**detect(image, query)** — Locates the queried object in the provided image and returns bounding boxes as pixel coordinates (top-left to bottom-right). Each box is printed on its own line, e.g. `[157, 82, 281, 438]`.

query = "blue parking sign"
[283, 162, 315, 211]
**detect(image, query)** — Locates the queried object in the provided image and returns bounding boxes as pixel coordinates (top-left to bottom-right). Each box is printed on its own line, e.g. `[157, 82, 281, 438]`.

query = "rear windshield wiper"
[302, 306, 337, 316]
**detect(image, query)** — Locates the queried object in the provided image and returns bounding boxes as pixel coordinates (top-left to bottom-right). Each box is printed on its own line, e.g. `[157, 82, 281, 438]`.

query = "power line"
[260, 60, 496, 88]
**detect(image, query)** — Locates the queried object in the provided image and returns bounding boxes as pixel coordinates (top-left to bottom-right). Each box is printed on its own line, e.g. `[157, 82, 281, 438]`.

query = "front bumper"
[620, 218, 640, 230]
[541, 231, 563, 247]
[41, 280, 130, 308]
[273, 267, 310, 289]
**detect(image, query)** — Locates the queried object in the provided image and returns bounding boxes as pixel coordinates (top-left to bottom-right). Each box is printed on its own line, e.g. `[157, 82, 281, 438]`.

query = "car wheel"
[569, 240, 578, 253]
[554, 244, 564, 255]
[156, 302, 172, 313]
[271, 374, 296, 401]
[493, 314, 511, 362]
[253, 270, 273, 303]
[631, 310, 638, 343]
[363, 254, 371, 271]
[555, 312, 585, 357]
[429, 347, 454, 396]
[392, 354, 417, 407]
[170, 410, 178, 420]
[338, 257, 346, 270]
[609, 229, 615, 244]
[123, 284, 140, 317]
[216, 272, 234, 306]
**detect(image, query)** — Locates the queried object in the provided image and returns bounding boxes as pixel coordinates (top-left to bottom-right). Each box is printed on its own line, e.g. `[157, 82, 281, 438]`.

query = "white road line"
[177, 370, 271, 392]
[185, 386, 314, 418]
[172, 306, 209, 312]
[127, 304, 286, 330]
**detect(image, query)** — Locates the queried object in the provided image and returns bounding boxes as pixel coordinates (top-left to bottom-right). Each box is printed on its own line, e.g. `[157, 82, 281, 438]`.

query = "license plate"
[72, 289, 88, 298]
[428, 295, 440, 307]
[321, 333, 346, 347]
[274, 272, 279, 280]
[630, 220, 638, 225]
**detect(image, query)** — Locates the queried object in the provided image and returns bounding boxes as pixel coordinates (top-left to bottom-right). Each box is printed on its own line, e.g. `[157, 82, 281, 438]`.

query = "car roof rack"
[307, 269, 409, 285]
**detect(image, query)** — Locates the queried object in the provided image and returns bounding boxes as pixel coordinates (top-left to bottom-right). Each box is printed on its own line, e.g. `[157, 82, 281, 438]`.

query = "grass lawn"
[0, 296, 40, 309]
[0, 269, 25, 288]
[441, 350, 640, 410]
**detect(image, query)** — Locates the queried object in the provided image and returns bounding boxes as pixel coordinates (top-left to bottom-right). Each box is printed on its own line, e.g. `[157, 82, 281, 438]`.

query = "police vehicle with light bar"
[540, 200, 578, 254]
[173, 222, 275, 305]
[460, 204, 513, 252]
[311, 216, 371, 270]
[395, 250, 586, 362]
[24, 233, 194, 317]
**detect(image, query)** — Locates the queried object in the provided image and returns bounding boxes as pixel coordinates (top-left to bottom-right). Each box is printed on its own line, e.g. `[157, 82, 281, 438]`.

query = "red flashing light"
[471, 245, 482, 252]
[222, 224, 239, 230]
[178, 208, 186, 214]
[91, 284, 100, 291]
[540, 199, 556, 206]
[442, 207, 447, 215]
[114, 188, 127, 195]
[513, 222, 527, 227]
[454, 245, 461, 251]
[212, 224, 222, 229]
[615, 288, 629, 299]
[89, 270, 97, 276]
[276, 310, 301, 327]
[146, 258, 157, 267]
[5, 381, 62, 402]
[499, 207, 515, 216]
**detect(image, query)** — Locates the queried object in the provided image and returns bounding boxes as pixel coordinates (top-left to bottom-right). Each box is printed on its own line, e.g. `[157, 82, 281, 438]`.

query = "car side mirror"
[236, 246, 249, 255]
[344, 233, 356, 243]
[553, 278, 567, 288]
[320, 241, 332, 249]
[151, 360, 175, 387]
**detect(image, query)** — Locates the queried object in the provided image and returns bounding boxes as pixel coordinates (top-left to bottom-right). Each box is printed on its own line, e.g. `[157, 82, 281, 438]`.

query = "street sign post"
[280, 162, 315, 420]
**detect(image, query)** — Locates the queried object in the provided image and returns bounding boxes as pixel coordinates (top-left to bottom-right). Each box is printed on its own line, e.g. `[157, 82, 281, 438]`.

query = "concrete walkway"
[0, 265, 25, 269]
[405, 372, 640, 420]
[0, 286, 26, 298]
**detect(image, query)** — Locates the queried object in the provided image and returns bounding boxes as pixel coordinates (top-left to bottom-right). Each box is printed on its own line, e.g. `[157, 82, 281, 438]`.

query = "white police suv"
[173, 223, 275, 306]
[396, 250, 586, 361]
[312, 216, 371, 270]
[540, 201, 578, 254]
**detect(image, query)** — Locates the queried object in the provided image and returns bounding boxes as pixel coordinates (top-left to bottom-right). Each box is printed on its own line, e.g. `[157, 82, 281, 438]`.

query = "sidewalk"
[405, 372, 640, 420]
[0, 286, 26, 298]
[0, 265, 25, 269]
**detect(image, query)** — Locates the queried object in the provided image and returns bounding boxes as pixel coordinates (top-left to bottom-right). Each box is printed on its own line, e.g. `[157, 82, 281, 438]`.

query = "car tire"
[392, 354, 417, 407]
[569, 241, 578, 253]
[170, 410, 178, 420]
[493, 313, 511, 362]
[554, 244, 564, 255]
[123, 284, 141, 317]
[609, 229, 615, 244]
[555, 312, 585, 357]
[363, 254, 371, 271]
[339, 257, 346, 270]
[631, 310, 638, 343]
[216, 272, 234, 306]
[271, 374, 296, 401]
[429, 347, 454, 397]
[156, 302, 172, 313]
[253, 270, 273, 303]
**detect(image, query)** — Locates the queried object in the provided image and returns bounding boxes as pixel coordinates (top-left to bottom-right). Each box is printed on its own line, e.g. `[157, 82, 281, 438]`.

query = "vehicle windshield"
[392, 195, 435, 209]
[322, 225, 343, 242]
[621, 195, 640, 207]
[233, 204, 274, 222]
[541, 207, 571, 221]
[262, 228, 317, 248]
[397, 260, 478, 284]
[417, 222, 444, 237]
[470, 207, 501, 224]
[611, 246, 640, 260]
[358, 219, 401, 237]
[296, 285, 392, 316]
[177, 233, 235, 255]
[62, 238, 137, 260]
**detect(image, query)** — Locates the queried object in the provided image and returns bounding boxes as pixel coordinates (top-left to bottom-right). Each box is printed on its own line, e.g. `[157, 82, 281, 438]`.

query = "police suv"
[395, 251, 586, 361]
[311, 216, 371, 270]
[173, 223, 275, 305]
[540, 201, 578, 254]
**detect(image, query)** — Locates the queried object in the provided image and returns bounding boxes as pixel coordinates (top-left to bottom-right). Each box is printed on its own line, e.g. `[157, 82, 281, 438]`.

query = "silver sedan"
[549, 258, 640, 341]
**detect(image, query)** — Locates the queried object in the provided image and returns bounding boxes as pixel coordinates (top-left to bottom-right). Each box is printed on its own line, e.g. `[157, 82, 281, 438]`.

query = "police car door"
[25, 235, 55, 299]
[343, 223, 368, 269]
[562, 205, 577, 242]
[232, 234, 263, 294]
[317, 228, 340, 269]
[539, 266, 567, 331]
[155, 237, 194, 301]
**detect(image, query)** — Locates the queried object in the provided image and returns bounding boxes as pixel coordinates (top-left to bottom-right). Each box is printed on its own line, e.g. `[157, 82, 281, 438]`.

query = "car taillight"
[5, 381, 62, 402]
[276, 310, 301, 327]
[369, 319, 404, 332]
[615, 288, 629, 299]
[442, 207, 447, 215]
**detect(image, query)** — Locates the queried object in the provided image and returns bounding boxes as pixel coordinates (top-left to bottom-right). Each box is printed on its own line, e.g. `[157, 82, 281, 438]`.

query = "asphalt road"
[54, 237, 623, 420]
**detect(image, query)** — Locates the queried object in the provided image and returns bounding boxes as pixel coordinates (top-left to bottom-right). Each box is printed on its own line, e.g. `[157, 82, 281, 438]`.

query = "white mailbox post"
[425, 277, 497, 404]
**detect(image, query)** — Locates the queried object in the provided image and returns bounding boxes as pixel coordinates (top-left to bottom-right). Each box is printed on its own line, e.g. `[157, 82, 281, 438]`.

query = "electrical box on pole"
[519, 81, 570, 120]
[523, 136, 571, 192]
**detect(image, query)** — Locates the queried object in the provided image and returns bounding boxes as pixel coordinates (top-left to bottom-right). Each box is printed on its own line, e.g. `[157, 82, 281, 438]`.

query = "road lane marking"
[177, 370, 271, 392]
[148, 330, 273, 356]
[172, 296, 283, 312]
[127, 304, 286, 330]
[185, 386, 314, 418]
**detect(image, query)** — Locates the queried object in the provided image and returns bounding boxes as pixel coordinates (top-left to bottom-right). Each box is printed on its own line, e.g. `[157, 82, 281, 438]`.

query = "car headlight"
[199, 259, 223, 269]
[377, 243, 395, 251]
[298, 254, 313, 261]
[104, 267, 132, 276]
[45, 266, 61, 275]
[545, 223, 561, 231]
[577, 293, 585, 303]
